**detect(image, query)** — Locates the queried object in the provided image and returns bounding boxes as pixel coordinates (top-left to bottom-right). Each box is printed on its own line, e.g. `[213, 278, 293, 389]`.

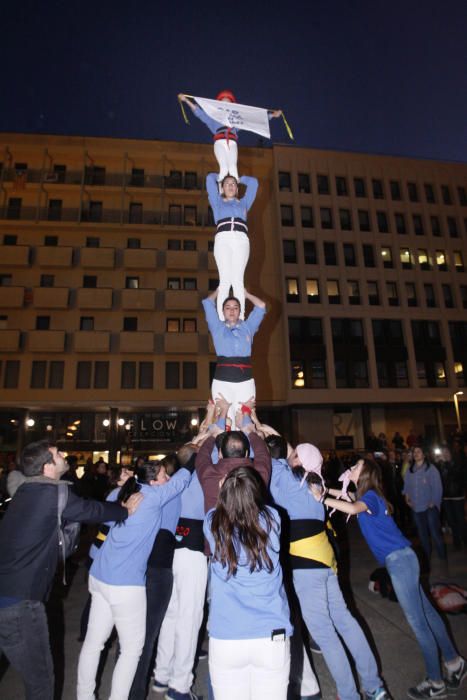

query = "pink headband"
[296, 443, 324, 488]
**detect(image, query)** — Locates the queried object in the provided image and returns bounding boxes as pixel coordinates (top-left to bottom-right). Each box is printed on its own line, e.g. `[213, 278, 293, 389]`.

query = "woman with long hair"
[203, 466, 292, 700]
[314, 458, 466, 699]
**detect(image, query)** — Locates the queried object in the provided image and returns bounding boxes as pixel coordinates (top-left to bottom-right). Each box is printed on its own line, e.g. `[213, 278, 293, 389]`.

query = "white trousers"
[154, 549, 208, 693]
[214, 230, 250, 320]
[209, 636, 290, 700]
[211, 377, 256, 425]
[214, 139, 239, 182]
[77, 575, 146, 700]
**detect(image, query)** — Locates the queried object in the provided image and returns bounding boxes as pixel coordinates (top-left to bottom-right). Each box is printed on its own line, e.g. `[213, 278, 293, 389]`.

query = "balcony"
[0, 287, 24, 308]
[165, 250, 199, 270]
[123, 248, 157, 269]
[119, 331, 154, 353]
[165, 289, 200, 311]
[74, 331, 110, 352]
[80, 248, 115, 268]
[121, 289, 155, 310]
[33, 287, 69, 309]
[164, 333, 199, 353]
[1, 245, 30, 266]
[77, 288, 113, 309]
[0, 205, 211, 226]
[0, 329, 20, 351]
[36, 246, 73, 267]
[29, 330, 65, 352]
[1, 168, 203, 190]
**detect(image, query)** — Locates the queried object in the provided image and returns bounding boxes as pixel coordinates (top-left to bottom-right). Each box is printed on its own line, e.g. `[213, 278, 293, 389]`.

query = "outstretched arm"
[178, 94, 198, 113]
[310, 486, 367, 516]
[239, 176, 258, 211]
[268, 110, 283, 119]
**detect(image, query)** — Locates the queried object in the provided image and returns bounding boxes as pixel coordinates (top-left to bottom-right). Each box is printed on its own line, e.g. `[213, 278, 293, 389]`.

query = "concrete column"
[433, 404, 446, 443]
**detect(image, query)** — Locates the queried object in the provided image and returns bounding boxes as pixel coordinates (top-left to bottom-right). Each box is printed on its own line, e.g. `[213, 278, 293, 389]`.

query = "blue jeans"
[385, 547, 457, 681]
[0, 599, 54, 699]
[412, 507, 446, 560]
[293, 568, 381, 700]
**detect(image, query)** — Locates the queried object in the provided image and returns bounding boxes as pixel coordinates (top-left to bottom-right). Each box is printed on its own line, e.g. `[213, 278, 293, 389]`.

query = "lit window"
[286, 278, 300, 303]
[291, 362, 305, 388]
[306, 279, 320, 303]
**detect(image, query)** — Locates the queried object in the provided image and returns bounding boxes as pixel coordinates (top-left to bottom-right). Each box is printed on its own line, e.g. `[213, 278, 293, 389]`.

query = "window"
[418, 249, 430, 270]
[394, 213, 406, 234]
[301, 206, 313, 228]
[0, 315, 7, 329]
[40, 274, 54, 287]
[278, 171, 291, 191]
[83, 275, 97, 288]
[0, 274, 12, 286]
[324, 242, 337, 265]
[3, 234, 17, 245]
[413, 214, 424, 235]
[44, 235, 58, 246]
[139, 362, 154, 389]
[457, 186, 467, 206]
[183, 278, 197, 290]
[435, 363, 447, 387]
[47, 199, 62, 221]
[447, 217, 458, 237]
[381, 247, 393, 268]
[386, 282, 399, 306]
[282, 239, 297, 264]
[167, 277, 181, 290]
[168, 239, 181, 251]
[372, 179, 384, 199]
[291, 361, 306, 388]
[304, 240, 317, 264]
[183, 318, 197, 332]
[88, 201, 103, 222]
[52, 164, 66, 183]
[441, 185, 452, 205]
[343, 243, 356, 266]
[86, 237, 100, 248]
[183, 239, 196, 251]
[390, 180, 401, 200]
[184, 171, 198, 189]
[430, 216, 441, 236]
[123, 317, 138, 331]
[442, 284, 454, 308]
[400, 248, 413, 269]
[80, 316, 94, 331]
[424, 183, 435, 203]
[306, 279, 320, 303]
[129, 202, 143, 224]
[327, 280, 340, 304]
[183, 362, 197, 389]
[130, 168, 145, 186]
[280, 205, 294, 226]
[320, 208, 333, 229]
[454, 362, 465, 387]
[348, 280, 360, 305]
[125, 276, 139, 289]
[408, 182, 419, 202]
[377, 211, 389, 233]
[298, 173, 310, 193]
[167, 318, 180, 332]
[49, 361, 64, 389]
[127, 237, 141, 249]
[424, 283, 436, 308]
[435, 251, 447, 271]
[76, 361, 92, 389]
[184, 206, 197, 226]
[36, 316, 50, 330]
[7, 198, 22, 219]
[167, 170, 182, 188]
[339, 208, 352, 230]
[30, 361, 46, 388]
[367, 281, 380, 305]
[208, 277, 219, 291]
[286, 278, 300, 303]
[290, 360, 327, 389]
[165, 362, 179, 389]
[454, 251, 464, 271]
[354, 177, 366, 197]
[335, 176, 348, 196]
[358, 209, 370, 232]
[317, 175, 330, 195]
[168, 205, 182, 225]
[121, 361, 136, 389]
[4, 360, 20, 388]
[362, 244, 375, 267]
[406, 282, 417, 307]
[94, 361, 109, 389]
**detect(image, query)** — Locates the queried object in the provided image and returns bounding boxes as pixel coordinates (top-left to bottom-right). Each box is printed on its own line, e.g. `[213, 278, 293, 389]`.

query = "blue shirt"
[270, 458, 325, 521]
[90, 469, 190, 586]
[180, 472, 205, 520]
[403, 462, 443, 512]
[358, 490, 411, 564]
[204, 506, 293, 640]
[206, 173, 258, 223]
[202, 297, 265, 358]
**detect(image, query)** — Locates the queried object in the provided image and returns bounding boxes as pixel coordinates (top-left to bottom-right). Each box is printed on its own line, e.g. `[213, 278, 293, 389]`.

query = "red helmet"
[216, 90, 236, 103]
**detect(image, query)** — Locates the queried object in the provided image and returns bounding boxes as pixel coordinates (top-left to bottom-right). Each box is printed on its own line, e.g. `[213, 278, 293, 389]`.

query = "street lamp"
[453, 391, 463, 432]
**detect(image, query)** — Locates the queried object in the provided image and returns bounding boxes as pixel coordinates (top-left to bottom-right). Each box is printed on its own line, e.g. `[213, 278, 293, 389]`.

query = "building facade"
[0, 133, 466, 458]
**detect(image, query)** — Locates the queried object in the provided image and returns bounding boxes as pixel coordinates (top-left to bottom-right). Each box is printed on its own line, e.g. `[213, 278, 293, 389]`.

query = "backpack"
[57, 482, 81, 584]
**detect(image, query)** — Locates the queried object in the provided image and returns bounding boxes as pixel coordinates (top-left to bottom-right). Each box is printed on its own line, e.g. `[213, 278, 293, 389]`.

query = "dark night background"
[2, 0, 466, 161]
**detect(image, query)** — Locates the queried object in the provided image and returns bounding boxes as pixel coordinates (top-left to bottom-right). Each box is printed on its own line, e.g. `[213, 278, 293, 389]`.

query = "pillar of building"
[433, 404, 446, 443]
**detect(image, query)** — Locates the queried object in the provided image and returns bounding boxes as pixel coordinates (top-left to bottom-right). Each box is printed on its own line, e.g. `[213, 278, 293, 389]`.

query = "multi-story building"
[0, 133, 465, 459]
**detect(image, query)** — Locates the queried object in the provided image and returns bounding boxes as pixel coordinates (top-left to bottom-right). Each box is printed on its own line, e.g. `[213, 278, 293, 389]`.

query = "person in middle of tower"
[206, 170, 258, 320]
[202, 287, 265, 424]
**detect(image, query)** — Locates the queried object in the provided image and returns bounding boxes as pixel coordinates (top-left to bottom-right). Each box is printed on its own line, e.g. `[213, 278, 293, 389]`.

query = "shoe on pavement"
[153, 679, 169, 693]
[197, 647, 208, 660]
[366, 687, 389, 700]
[165, 689, 200, 700]
[407, 678, 447, 699]
[445, 657, 467, 692]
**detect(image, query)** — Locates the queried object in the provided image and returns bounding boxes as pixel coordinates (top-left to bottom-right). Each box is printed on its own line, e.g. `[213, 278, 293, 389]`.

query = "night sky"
[2, 0, 466, 162]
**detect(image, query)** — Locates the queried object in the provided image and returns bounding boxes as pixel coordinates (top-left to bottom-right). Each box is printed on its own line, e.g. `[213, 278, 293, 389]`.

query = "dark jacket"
[0, 476, 128, 602]
[438, 459, 465, 499]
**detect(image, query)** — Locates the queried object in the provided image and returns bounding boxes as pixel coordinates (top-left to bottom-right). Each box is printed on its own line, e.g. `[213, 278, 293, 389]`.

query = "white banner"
[194, 96, 271, 139]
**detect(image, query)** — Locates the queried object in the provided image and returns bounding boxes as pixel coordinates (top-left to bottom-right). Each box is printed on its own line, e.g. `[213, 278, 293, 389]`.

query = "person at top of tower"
[178, 91, 282, 183]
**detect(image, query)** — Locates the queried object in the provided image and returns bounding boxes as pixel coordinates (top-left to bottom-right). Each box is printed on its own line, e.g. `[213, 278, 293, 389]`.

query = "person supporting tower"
[202, 287, 265, 424]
